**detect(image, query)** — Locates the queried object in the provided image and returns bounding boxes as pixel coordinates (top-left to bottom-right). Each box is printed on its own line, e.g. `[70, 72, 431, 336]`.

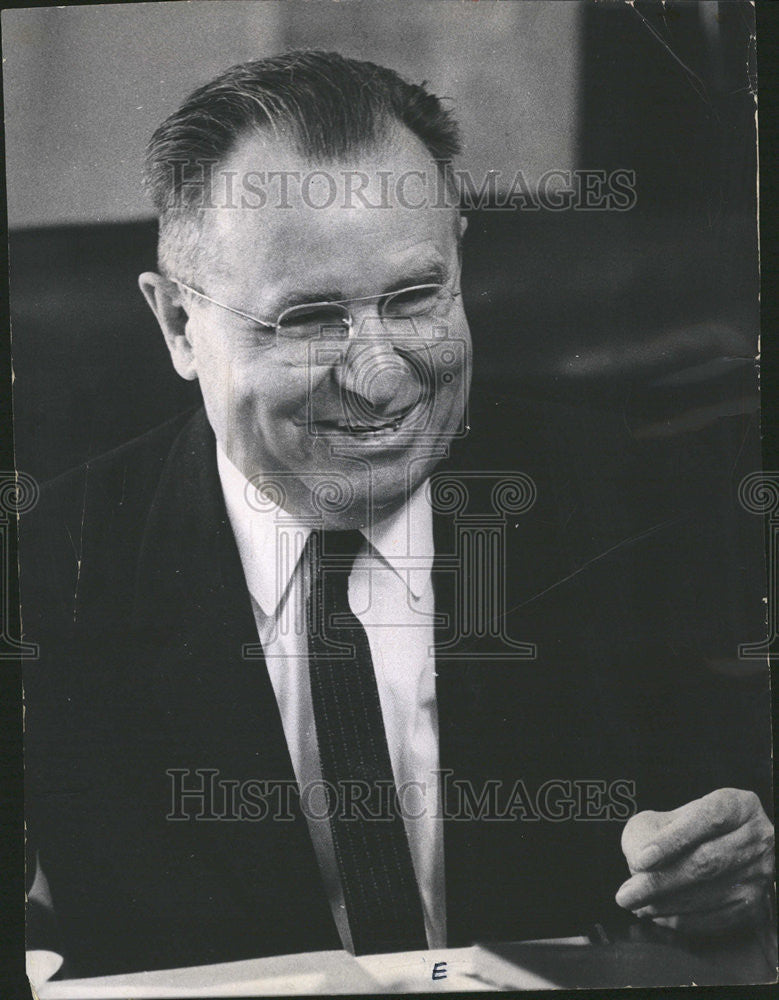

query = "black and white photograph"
[3, 0, 776, 993]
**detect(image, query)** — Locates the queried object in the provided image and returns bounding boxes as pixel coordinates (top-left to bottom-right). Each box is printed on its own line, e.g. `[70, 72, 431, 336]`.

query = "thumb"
[621, 809, 673, 872]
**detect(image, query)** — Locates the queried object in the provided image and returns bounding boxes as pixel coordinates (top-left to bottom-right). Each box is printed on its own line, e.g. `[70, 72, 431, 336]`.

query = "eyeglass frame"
[168, 277, 462, 339]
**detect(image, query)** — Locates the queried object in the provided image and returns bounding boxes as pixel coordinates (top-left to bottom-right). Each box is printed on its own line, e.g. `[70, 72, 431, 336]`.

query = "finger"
[631, 870, 766, 918]
[615, 817, 772, 910]
[628, 789, 762, 871]
[621, 810, 673, 872]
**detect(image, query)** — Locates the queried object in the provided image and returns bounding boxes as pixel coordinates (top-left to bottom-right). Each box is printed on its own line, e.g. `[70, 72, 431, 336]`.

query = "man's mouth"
[311, 401, 421, 435]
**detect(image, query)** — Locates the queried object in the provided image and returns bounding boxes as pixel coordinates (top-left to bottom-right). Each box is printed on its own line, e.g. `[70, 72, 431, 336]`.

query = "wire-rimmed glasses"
[170, 278, 461, 341]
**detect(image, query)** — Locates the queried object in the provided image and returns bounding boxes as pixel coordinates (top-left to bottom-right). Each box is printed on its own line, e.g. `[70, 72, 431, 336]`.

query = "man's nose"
[335, 322, 422, 417]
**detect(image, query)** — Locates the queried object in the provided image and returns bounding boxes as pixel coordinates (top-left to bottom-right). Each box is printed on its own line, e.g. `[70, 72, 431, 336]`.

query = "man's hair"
[144, 49, 461, 281]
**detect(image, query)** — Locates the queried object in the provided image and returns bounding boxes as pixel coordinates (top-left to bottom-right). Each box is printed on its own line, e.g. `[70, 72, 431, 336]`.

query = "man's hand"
[616, 788, 774, 936]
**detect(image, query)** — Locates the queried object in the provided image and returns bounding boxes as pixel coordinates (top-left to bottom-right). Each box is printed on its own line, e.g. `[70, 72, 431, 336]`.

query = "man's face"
[146, 127, 471, 527]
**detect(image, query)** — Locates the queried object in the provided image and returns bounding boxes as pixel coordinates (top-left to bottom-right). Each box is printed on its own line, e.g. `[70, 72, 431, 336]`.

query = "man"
[23, 51, 774, 978]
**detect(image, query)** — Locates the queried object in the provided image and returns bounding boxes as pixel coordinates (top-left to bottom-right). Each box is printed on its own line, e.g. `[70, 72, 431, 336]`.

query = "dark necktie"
[306, 528, 428, 955]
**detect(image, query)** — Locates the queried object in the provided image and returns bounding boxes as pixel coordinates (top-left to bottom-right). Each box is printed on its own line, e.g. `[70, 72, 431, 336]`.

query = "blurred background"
[4, 0, 766, 661]
[5, 0, 581, 228]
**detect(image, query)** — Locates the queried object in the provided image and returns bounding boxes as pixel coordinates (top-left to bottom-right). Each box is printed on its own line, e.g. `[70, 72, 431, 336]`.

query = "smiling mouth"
[343, 417, 403, 433]
[312, 400, 422, 434]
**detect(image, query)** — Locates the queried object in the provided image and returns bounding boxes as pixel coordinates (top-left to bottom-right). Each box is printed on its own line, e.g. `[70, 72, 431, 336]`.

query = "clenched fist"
[616, 788, 775, 936]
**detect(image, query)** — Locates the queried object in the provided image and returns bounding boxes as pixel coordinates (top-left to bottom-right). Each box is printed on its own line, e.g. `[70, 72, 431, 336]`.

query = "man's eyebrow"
[273, 289, 346, 311]
[384, 260, 448, 291]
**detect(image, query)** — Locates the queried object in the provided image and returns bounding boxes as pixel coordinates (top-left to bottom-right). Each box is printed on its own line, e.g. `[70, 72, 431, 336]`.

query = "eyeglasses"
[170, 278, 461, 341]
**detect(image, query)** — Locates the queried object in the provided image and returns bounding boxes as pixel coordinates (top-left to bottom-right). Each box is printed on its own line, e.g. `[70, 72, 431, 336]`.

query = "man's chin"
[315, 491, 409, 531]
[313, 466, 431, 530]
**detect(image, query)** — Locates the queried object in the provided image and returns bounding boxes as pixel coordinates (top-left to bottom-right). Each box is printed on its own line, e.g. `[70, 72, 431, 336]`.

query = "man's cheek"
[195, 346, 236, 396]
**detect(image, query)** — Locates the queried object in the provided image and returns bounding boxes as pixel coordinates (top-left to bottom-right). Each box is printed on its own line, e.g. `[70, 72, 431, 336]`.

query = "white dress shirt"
[216, 446, 446, 950]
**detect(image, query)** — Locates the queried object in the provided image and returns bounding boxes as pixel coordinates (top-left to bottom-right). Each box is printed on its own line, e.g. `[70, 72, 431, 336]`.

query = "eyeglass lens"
[276, 284, 452, 339]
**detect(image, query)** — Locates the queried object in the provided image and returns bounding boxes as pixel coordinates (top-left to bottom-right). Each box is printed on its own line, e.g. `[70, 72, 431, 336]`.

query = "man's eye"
[278, 305, 350, 339]
[382, 285, 443, 318]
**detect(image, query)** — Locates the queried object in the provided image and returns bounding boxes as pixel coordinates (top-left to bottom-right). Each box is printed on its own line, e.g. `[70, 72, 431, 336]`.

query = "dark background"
[2, 0, 777, 995]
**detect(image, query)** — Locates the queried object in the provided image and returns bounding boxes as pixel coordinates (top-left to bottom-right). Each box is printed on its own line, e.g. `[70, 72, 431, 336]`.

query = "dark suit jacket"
[21, 403, 772, 977]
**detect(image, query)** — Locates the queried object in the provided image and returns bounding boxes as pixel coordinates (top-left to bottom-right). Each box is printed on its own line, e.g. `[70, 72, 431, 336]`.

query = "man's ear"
[459, 214, 468, 239]
[138, 272, 198, 381]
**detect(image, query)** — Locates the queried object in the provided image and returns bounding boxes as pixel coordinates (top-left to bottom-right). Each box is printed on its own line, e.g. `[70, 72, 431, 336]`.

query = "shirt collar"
[216, 445, 434, 617]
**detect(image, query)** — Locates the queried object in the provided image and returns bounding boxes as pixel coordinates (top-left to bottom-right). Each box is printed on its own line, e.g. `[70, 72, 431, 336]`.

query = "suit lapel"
[132, 408, 310, 777]
[130, 409, 340, 951]
[134, 409, 252, 635]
